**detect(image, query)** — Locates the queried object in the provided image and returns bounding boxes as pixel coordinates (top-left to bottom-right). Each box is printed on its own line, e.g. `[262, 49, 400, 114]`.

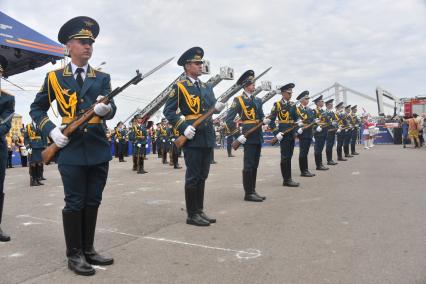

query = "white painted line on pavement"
[17, 215, 262, 260]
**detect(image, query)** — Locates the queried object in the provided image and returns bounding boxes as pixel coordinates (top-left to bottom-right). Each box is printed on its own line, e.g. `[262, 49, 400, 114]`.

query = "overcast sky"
[2, 0, 426, 127]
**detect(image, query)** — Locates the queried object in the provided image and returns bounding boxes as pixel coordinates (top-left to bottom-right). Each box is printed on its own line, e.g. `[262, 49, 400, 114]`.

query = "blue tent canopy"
[0, 11, 64, 77]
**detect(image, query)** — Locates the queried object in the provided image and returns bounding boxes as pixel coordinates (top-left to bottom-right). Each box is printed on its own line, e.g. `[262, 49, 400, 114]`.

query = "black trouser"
[58, 162, 109, 211]
[7, 151, 12, 168]
[0, 139, 6, 194]
[226, 136, 233, 156]
[343, 130, 351, 155]
[161, 141, 168, 163]
[118, 142, 125, 161]
[350, 128, 358, 153]
[314, 133, 326, 167]
[280, 137, 295, 181]
[336, 132, 344, 158]
[183, 147, 212, 216]
[326, 131, 336, 161]
[171, 144, 179, 166]
[21, 155, 27, 167]
[299, 138, 312, 172]
[152, 139, 157, 154]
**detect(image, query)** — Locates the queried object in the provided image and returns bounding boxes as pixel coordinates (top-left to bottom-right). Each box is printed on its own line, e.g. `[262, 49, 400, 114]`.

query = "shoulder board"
[94, 69, 109, 76]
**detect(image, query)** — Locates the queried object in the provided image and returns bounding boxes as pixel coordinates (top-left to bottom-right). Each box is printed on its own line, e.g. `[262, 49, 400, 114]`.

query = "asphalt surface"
[0, 144, 425, 284]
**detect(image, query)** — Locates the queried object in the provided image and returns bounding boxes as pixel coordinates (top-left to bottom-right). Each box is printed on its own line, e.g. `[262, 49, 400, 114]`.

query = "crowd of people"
[401, 113, 425, 148]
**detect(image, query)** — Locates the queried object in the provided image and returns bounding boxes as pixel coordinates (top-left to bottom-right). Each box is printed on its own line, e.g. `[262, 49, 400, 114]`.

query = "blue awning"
[0, 11, 64, 77]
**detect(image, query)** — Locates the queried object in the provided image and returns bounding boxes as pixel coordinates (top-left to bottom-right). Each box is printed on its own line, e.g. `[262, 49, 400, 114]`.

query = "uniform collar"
[70, 62, 88, 75]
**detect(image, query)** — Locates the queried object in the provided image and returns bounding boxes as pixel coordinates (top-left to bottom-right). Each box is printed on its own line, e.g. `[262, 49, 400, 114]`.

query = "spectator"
[401, 117, 409, 148]
[5, 135, 13, 168]
[415, 113, 424, 147]
[14, 135, 27, 167]
[407, 114, 420, 148]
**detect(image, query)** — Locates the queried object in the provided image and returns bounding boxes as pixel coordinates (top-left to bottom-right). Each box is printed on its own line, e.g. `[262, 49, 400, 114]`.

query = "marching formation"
[0, 15, 365, 277]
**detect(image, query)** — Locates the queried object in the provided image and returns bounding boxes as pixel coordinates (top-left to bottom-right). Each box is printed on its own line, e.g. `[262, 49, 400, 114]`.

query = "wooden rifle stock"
[270, 124, 297, 146]
[231, 120, 265, 151]
[174, 107, 216, 149]
[41, 107, 99, 164]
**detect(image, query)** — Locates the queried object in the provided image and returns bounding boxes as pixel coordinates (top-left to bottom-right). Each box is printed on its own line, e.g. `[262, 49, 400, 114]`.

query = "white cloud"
[2, 0, 426, 127]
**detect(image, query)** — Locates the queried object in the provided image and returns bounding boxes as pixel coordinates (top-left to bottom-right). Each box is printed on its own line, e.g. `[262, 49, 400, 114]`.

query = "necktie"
[194, 80, 200, 91]
[76, 68, 84, 88]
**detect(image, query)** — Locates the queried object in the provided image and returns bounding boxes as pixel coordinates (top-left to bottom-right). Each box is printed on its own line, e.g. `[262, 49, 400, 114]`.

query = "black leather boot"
[0, 193, 11, 242]
[281, 160, 299, 187]
[315, 154, 329, 170]
[36, 164, 44, 185]
[30, 166, 39, 187]
[197, 181, 216, 223]
[252, 168, 266, 200]
[326, 150, 338, 165]
[344, 145, 353, 157]
[186, 185, 209, 226]
[132, 156, 137, 171]
[62, 210, 95, 276]
[300, 157, 315, 177]
[137, 157, 148, 174]
[82, 207, 114, 266]
[243, 170, 263, 202]
[40, 164, 46, 180]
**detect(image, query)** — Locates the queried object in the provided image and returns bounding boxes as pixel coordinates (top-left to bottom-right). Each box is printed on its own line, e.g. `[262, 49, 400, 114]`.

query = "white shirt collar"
[70, 62, 88, 75]
[187, 76, 198, 84]
[243, 91, 253, 98]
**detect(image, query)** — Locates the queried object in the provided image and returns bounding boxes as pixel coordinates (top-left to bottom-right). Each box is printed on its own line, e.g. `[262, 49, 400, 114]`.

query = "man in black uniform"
[0, 56, 14, 242]
[335, 102, 348, 161]
[343, 105, 353, 158]
[312, 95, 329, 171]
[225, 70, 269, 201]
[24, 121, 46, 186]
[30, 16, 115, 276]
[157, 118, 169, 164]
[324, 99, 338, 165]
[114, 122, 127, 162]
[163, 47, 225, 226]
[295, 91, 316, 177]
[269, 83, 300, 187]
[350, 105, 360, 155]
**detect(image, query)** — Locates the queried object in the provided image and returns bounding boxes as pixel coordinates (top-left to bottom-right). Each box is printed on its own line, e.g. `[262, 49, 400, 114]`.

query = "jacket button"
[84, 128, 88, 133]
[80, 99, 84, 103]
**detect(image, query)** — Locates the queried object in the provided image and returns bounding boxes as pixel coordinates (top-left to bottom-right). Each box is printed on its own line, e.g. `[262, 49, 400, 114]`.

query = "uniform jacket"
[24, 123, 45, 149]
[269, 99, 297, 137]
[295, 105, 315, 139]
[163, 76, 217, 148]
[29, 63, 117, 165]
[225, 92, 265, 145]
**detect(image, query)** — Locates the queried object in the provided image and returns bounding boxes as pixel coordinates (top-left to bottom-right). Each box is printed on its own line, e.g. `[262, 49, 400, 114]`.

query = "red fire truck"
[402, 97, 426, 117]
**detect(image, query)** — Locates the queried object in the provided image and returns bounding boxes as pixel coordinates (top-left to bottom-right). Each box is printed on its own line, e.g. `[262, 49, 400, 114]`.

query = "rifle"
[41, 57, 174, 164]
[270, 124, 297, 146]
[231, 115, 272, 151]
[174, 67, 272, 149]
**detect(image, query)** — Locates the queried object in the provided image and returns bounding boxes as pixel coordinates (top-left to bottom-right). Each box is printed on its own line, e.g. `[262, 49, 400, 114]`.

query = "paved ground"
[0, 144, 425, 284]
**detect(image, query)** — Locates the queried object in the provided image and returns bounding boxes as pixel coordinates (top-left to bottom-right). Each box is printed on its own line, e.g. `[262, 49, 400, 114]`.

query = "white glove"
[137, 143, 141, 148]
[312, 137, 316, 143]
[263, 118, 271, 125]
[316, 126, 322, 132]
[184, 125, 196, 140]
[297, 120, 304, 127]
[94, 95, 112, 117]
[171, 138, 176, 142]
[27, 148, 33, 155]
[314, 118, 320, 123]
[50, 125, 69, 148]
[215, 101, 226, 112]
[116, 139, 119, 143]
[337, 128, 342, 133]
[297, 128, 303, 135]
[237, 135, 247, 144]
[276, 132, 283, 141]
[332, 121, 338, 127]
